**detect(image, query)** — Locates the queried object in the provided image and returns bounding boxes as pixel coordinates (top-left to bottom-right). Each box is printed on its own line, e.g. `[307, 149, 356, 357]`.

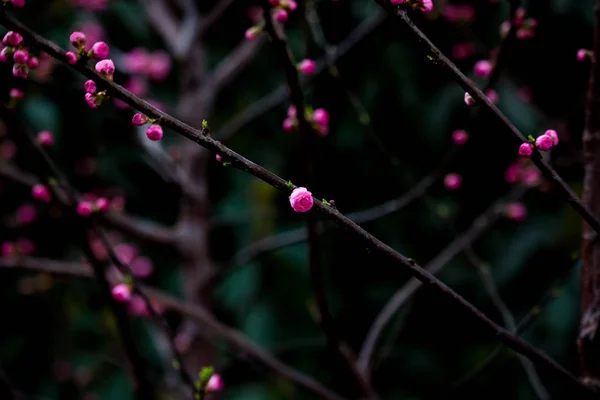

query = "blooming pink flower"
[77, 201, 93, 217]
[16, 204, 37, 225]
[145, 124, 163, 141]
[1, 242, 14, 257]
[298, 59, 316, 75]
[27, 56, 39, 69]
[95, 59, 115, 78]
[544, 129, 559, 145]
[282, 118, 295, 132]
[474, 60, 492, 78]
[32, 184, 51, 202]
[70, 32, 87, 49]
[131, 256, 153, 278]
[535, 134, 553, 151]
[95, 197, 109, 211]
[207, 374, 224, 392]
[132, 113, 149, 126]
[37, 130, 54, 146]
[13, 49, 29, 64]
[464, 92, 475, 106]
[84, 80, 97, 94]
[2, 31, 23, 47]
[518, 143, 533, 157]
[505, 202, 527, 222]
[66, 51, 78, 64]
[289, 187, 313, 212]
[111, 283, 131, 302]
[274, 8, 288, 23]
[115, 243, 137, 265]
[216, 154, 223, 162]
[12, 64, 29, 79]
[147, 51, 171, 81]
[10, 88, 23, 99]
[444, 173, 462, 191]
[90, 41, 109, 59]
[452, 129, 468, 145]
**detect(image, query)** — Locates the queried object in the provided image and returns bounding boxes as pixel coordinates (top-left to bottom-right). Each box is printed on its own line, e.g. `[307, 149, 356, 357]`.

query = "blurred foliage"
[0, 0, 596, 399]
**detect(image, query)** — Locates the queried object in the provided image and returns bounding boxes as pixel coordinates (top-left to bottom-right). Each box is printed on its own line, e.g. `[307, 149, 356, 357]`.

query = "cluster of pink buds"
[390, 0, 433, 13]
[518, 129, 558, 158]
[577, 49, 593, 62]
[500, 8, 537, 40]
[1, 238, 35, 257]
[65, 31, 110, 65]
[84, 79, 106, 109]
[76, 196, 109, 217]
[1, 0, 25, 7]
[270, 0, 298, 24]
[132, 113, 164, 141]
[504, 158, 541, 187]
[282, 106, 330, 136]
[0, 31, 39, 79]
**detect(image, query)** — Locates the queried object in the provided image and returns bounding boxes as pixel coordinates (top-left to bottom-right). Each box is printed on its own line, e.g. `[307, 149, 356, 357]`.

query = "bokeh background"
[0, 0, 596, 399]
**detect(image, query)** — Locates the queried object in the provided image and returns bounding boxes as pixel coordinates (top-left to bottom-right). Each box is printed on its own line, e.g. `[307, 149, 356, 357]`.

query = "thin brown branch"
[0, 256, 347, 400]
[0, 11, 592, 395]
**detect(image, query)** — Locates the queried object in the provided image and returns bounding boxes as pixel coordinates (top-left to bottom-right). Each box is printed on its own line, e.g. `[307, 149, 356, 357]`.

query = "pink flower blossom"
[216, 154, 223, 162]
[298, 59, 316, 75]
[128, 295, 149, 317]
[132, 113, 149, 126]
[444, 173, 462, 191]
[90, 41, 109, 59]
[16, 204, 37, 225]
[419, 0, 433, 12]
[274, 8, 288, 23]
[27, 57, 38, 69]
[207, 374, 224, 392]
[451, 129, 468, 145]
[544, 129, 559, 145]
[70, 32, 87, 49]
[85, 93, 98, 108]
[282, 118, 295, 132]
[115, 243, 137, 265]
[95, 197, 109, 211]
[10, 0, 26, 8]
[84, 80, 97, 94]
[66, 51, 78, 64]
[37, 130, 54, 146]
[2, 31, 23, 47]
[486, 89, 499, 104]
[12, 64, 28, 79]
[245, 27, 260, 41]
[32, 184, 51, 202]
[474, 60, 493, 78]
[505, 202, 527, 222]
[145, 124, 163, 141]
[535, 134, 553, 151]
[10, 88, 23, 99]
[13, 49, 29, 64]
[77, 201, 93, 217]
[131, 256, 153, 278]
[95, 59, 115, 78]
[464, 92, 475, 106]
[111, 283, 131, 302]
[287, 105, 297, 118]
[577, 49, 590, 62]
[313, 108, 329, 126]
[289, 187, 313, 212]
[390, 0, 405, 4]
[518, 143, 533, 158]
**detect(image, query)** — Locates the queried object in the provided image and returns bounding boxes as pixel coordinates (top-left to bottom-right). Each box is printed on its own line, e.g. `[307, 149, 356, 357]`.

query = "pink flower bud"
[274, 8, 288, 23]
[66, 51, 78, 64]
[504, 202, 527, 222]
[2, 31, 23, 47]
[452, 129, 468, 145]
[464, 92, 475, 106]
[207, 374, 224, 392]
[544, 129, 559, 145]
[12, 64, 28, 79]
[216, 154, 223, 162]
[282, 118, 295, 132]
[95, 197, 109, 211]
[289, 187, 313, 212]
[518, 142, 533, 157]
[132, 113, 149, 126]
[284, 0, 297, 11]
[37, 130, 54, 146]
[111, 283, 131, 302]
[486, 89, 499, 104]
[9, 88, 23, 99]
[84, 93, 98, 109]
[298, 59, 316, 75]
[128, 295, 149, 317]
[10, 0, 26, 8]
[16, 204, 36, 225]
[32, 184, 51, 202]
[115, 243, 137, 265]
[145, 124, 163, 141]
[90, 41, 109, 59]
[444, 173, 462, 191]
[13, 49, 29, 64]
[245, 26, 261, 40]
[1, 241, 14, 257]
[312, 108, 329, 126]
[27, 56, 38, 69]
[84, 80, 97, 94]
[95, 59, 115, 78]
[77, 201, 93, 217]
[535, 134, 553, 151]
[0, 47, 11, 63]
[474, 60, 493, 78]
[287, 105, 297, 118]
[419, 0, 433, 12]
[69, 32, 87, 49]
[522, 166, 541, 187]
[131, 256, 153, 278]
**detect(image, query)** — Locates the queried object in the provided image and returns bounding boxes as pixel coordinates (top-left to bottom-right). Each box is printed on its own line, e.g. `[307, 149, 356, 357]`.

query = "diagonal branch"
[0, 10, 593, 396]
